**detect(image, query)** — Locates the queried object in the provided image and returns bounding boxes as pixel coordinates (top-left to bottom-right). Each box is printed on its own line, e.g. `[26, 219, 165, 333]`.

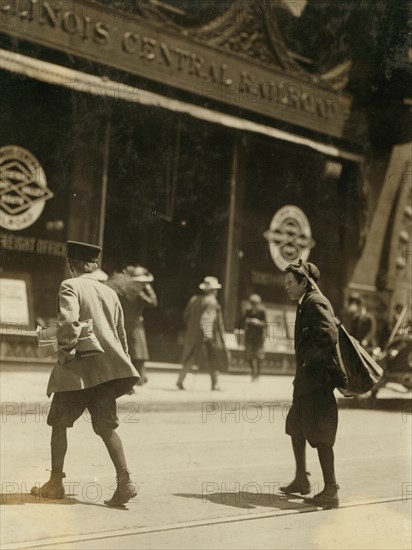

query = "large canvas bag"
[297, 260, 383, 397]
[335, 324, 383, 397]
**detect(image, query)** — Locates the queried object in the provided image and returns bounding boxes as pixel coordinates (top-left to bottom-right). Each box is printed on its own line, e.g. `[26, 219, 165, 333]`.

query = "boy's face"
[284, 272, 307, 302]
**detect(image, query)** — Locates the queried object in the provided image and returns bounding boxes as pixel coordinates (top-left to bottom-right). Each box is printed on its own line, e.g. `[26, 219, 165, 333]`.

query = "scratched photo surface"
[0, 1, 411, 549]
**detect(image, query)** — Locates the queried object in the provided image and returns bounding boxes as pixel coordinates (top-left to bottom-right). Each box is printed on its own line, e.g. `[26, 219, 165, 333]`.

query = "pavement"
[0, 366, 297, 413]
[1, 363, 411, 413]
[1, 367, 411, 549]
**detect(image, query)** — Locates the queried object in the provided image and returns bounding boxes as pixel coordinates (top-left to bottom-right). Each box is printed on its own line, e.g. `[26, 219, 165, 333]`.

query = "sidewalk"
[0, 366, 296, 413]
[1, 365, 410, 413]
[1, 367, 411, 549]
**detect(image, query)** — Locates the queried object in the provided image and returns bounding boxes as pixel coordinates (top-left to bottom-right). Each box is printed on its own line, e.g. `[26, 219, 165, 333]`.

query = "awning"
[0, 48, 364, 162]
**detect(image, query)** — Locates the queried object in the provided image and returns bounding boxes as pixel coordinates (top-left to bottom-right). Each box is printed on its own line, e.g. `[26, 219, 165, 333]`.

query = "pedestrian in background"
[237, 294, 267, 380]
[32, 241, 139, 507]
[345, 292, 376, 352]
[281, 261, 341, 508]
[177, 276, 228, 391]
[107, 265, 157, 385]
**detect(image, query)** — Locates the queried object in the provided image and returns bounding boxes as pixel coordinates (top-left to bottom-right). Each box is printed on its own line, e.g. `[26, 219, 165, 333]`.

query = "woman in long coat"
[107, 265, 157, 385]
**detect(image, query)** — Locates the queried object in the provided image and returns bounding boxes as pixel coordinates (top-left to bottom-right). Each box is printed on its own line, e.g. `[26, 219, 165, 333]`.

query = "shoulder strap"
[297, 260, 341, 327]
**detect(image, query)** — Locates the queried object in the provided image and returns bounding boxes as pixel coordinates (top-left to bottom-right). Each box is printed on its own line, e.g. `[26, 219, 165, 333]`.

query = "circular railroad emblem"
[0, 145, 53, 231]
[263, 205, 315, 270]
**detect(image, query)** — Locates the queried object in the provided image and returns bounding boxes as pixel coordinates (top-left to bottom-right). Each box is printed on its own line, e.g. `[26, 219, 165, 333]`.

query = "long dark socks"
[292, 436, 307, 475]
[101, 429, 128, 476]
[317, 446, 336, 484]
[51, 427, 68, 474]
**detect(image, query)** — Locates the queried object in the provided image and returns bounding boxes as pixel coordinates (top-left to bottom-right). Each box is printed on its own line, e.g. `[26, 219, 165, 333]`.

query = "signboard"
[0, 232, 67, 257]
[0, 1, 352, 137]
[263, 205, 315, 270]
[0, 146, 54, 231]
[0, 278, 30, 324]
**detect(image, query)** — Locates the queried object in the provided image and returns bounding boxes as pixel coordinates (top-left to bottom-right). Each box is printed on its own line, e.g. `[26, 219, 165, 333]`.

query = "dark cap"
[285, 260, 320, 282]
[67, 241, 101, 262]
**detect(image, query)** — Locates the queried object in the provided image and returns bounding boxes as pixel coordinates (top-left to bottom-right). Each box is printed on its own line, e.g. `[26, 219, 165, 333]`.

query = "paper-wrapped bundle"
[36, 319, 104, 359]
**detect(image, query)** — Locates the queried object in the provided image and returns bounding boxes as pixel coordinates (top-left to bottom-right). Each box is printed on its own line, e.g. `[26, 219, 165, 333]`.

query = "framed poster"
[0, 273, 34, 329]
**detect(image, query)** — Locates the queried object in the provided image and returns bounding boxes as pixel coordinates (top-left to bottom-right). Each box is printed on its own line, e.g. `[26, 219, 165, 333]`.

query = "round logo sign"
[0, 145, 53, 231]
[263, 205, 315, 270]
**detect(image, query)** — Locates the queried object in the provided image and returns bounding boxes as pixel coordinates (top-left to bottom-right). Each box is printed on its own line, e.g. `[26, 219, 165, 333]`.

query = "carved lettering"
[123, 31, 138, 53]
[81, 15, 92, 40]
[159, 42, 172, 66]
[62, 12, 79, 35]
[93, 21, 109, 45]
[220, 64, 232, 86]
[208, 63, 219, 83]
[140, 37, 156, 61]
[300, 92, 316, 114]
[189, 54, 204, 78]
[39, 2, 61, 27]
[0, 1, 347, 133]
[173, 48, 190, 71]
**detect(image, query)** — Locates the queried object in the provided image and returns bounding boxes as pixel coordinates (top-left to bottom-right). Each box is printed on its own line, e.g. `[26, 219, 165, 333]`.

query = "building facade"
[1, 1, 410, 369]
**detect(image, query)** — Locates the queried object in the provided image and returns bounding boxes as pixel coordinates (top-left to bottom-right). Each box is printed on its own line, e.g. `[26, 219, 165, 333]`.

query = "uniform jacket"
[47, 275, 139, 396]
[181, 294, 227, 366]
[293, 290, 338, 396]
[119, 285, 157, 361]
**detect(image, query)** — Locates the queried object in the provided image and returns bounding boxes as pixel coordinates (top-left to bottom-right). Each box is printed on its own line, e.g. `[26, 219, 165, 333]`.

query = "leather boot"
[31, 472, 66, 499]
[280, 472, 311, 495]
[104, 471, 137, 507]
[307, 483, 340, 508]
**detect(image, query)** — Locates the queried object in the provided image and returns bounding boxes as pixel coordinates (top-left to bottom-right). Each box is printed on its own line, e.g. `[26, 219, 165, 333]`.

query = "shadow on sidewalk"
[338, 396, 412, 411]
[174, 491, 311, 511]
[0, 492, 126, 510]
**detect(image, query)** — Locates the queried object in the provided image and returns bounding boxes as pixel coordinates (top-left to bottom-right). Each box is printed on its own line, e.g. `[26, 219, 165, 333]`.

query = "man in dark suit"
[281, 261, 340, 507]
[32, 241, 139, 506]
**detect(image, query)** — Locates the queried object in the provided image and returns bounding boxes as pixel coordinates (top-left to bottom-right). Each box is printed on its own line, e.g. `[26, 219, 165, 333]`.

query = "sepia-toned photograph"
[0, 1, 411, 548]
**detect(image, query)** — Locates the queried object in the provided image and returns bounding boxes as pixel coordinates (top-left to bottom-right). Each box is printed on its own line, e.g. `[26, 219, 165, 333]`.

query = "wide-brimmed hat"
[67, 241, 101, 262]
[199, 276, 222, 290]
[124, 265, 154, 283]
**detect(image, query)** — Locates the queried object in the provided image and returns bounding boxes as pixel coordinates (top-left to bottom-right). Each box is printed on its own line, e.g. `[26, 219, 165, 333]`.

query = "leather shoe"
[306, 483, 340, 508]
[176, 382, 185, 390]
[31, 472, 66, 499]
[104, 472, 137, 507]
[280, 472, 311, 495]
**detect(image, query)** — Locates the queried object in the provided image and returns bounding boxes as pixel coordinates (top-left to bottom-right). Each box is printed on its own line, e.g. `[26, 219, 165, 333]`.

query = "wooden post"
[98, 117, 111, 260]
[223, 135, 245, 330]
